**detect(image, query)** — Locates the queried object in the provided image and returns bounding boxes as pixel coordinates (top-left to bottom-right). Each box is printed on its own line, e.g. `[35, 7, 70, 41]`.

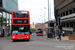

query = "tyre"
[27, 39, 30, 41]
[12, 40, 16, 42]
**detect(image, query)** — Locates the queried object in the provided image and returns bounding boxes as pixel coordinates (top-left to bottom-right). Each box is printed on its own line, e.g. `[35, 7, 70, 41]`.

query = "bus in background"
[11, 10, 30, 41]
[36, 29, 43, 36]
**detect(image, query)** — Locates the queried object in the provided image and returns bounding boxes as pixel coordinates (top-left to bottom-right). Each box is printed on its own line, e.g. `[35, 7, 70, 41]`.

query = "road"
[0, 34, 75, 50]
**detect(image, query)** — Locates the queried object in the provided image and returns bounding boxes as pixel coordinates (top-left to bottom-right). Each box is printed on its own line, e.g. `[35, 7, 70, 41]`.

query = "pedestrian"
[30, 31, 32, 34]
[62, 30, 65, 37]
[57, 28, 61, 41]
[53, 28, 55, 38]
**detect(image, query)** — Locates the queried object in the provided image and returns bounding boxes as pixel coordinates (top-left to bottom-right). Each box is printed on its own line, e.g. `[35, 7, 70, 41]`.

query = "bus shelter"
[45, 20, 56, 38]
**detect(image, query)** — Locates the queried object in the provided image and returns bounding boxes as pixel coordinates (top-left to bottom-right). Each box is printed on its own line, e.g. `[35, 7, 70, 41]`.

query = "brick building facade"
[35, 23, 45, 31]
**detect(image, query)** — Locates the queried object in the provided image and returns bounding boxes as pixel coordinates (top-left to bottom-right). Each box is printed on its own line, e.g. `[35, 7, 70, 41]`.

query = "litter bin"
[47, 33, 53, 38]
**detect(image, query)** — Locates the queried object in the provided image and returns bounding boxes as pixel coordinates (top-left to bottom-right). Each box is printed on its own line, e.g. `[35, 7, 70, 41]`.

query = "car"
[31, 33, 34, 36]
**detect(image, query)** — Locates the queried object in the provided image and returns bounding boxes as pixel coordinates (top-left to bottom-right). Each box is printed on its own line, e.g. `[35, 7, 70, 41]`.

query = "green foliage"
[0, 16, 10, 32]
[0, 16, 7, 26]
[30, 28, 36, 31]
[33, 22, 34, 25]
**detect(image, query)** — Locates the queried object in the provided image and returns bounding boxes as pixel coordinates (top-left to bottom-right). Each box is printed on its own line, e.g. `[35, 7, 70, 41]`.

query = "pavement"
[0, 33, 10, 37]
[43, 34, 75, 41]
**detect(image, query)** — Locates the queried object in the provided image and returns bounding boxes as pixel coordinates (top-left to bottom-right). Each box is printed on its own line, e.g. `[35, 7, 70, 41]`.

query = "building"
[54, 0, 75, 35]
[35, 23, 45, 30]
[30, 25, 35, 29]
[0, 0, 18, 35]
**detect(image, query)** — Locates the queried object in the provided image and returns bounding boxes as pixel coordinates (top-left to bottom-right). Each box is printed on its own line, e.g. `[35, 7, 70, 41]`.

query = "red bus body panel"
[37, 33, 43, 36]
[12, 10, 30, 25]
[11, 34, 30, 40]
[11, 10, 30, 40]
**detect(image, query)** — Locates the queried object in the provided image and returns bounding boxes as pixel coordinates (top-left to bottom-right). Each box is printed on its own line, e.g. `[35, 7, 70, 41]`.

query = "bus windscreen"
[13, 11, 28, 18]
[12, 25, 30, 32]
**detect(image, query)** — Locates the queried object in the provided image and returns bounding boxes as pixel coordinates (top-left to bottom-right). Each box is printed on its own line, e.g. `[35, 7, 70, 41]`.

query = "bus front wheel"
[12, 40, 16, 42]
[27, 39, 30, 41]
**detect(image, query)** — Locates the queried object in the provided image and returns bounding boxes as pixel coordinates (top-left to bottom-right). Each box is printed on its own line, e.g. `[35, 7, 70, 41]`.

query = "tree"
[33, 22, 34, 25]
[0, 16, 8, 37]
[0, 16, 10, 32]
[0, 16, 7, 26]
[33, 22, 35, 28]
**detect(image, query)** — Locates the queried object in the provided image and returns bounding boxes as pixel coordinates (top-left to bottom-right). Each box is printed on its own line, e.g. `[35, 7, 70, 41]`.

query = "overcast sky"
[18, 0, 54, 24]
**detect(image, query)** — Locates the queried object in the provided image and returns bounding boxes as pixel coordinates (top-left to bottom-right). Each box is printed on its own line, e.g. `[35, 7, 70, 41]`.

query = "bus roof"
[12, 10, 29, 12]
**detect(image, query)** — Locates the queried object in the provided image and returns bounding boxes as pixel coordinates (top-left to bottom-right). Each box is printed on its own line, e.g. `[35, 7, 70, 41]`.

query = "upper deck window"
[13, 11, 28, 18]
[0, 0, 2, 7]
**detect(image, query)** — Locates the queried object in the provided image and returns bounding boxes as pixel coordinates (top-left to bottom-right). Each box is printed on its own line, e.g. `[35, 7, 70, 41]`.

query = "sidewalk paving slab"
[43, 35, 75, 41]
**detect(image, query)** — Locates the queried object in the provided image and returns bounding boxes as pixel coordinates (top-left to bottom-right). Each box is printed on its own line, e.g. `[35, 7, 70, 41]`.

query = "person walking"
[58, 28, 61, 41]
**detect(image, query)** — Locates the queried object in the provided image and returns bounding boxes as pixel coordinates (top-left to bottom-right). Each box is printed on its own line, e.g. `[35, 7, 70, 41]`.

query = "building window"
[10, 14, 12, 19]
[74, 8, 75, 13]
[61, 14, 62, 17]
[69, 10, 72, 14]
[58, 14, 60, 17]
[3, 12, 6, 18]
[66, 11, 68, 15]
[74, 22, 75, 27]
[0, 0, 2, 7]
[62, 23, 65, 27]
[0, 12, 2, 16]
[50, 23, 54, 27]
[66, 22, 69, 27]
[70, 22, 73, 27]
[63, 12, 65, 16]
[61, 23, 63, 27]
[7, 13, 9, 19]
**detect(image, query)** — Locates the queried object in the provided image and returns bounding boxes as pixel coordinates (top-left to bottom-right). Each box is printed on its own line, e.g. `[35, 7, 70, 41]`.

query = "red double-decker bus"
[36, 29, 43, 36]
[11, 10, 30, 41]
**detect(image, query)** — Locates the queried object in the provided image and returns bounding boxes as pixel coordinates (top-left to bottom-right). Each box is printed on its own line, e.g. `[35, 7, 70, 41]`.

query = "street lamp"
[48, 0, 50, 21]
[48, 0, 51, 33]
[44, 0, 51, 33]
[44, 5, 51, 20]
[40, 15, 43, 23]
[38, 18, 40, 23]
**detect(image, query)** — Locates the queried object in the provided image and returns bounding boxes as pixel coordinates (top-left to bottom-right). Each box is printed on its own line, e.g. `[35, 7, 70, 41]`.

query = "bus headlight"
[27, 36, 29, 38]
[13, 36, 15, 38]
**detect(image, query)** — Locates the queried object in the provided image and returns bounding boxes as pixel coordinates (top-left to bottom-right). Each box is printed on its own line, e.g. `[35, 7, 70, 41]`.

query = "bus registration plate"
[19, 38, 23, 39]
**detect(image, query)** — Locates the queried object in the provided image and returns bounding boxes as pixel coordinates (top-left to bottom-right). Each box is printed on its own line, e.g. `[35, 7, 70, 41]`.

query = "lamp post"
[44, 7, 46, 23]
[48, 0, 49, 21]
[48, 0, 51, 33]
[44, 0, 51, 34]
[40, 15, 43, 23]
[39, 18, 40, 23]
[43, 10, 46, 23]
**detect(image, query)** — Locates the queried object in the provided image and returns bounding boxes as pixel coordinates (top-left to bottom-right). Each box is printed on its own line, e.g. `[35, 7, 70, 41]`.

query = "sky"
[18, 0, 55, 24]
